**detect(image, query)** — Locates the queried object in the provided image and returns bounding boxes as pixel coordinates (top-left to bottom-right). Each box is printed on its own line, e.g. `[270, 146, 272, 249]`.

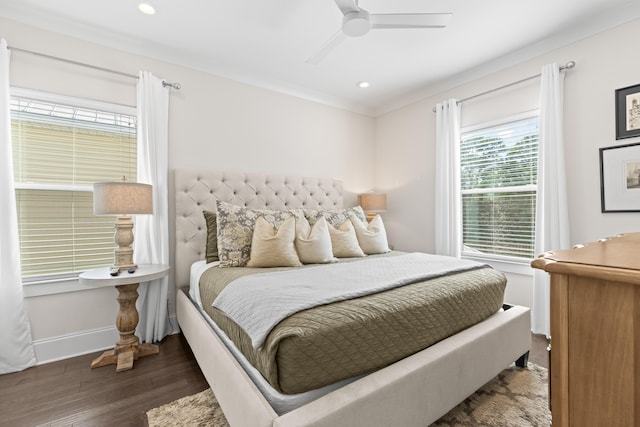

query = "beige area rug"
[147, 363, 550, 427]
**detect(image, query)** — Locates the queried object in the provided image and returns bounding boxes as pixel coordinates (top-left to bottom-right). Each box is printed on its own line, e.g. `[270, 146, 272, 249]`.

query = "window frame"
[459, 109, 540, 275]
[11, 87, 137, 296]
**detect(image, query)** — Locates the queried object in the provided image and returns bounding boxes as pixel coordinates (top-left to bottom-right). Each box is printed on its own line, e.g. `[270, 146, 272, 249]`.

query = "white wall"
[375, 18, 640, 308]
[1, 17, 376, 363]
[7, 14, 640, 363]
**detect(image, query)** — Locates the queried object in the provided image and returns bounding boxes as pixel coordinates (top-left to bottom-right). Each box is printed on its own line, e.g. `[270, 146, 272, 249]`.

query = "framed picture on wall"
[600, 142, 640, 212]
[615, 83, 640, 140]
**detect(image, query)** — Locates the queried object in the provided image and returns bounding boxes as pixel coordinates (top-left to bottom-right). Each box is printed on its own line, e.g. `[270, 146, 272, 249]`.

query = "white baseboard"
[33, 314, 180, 365]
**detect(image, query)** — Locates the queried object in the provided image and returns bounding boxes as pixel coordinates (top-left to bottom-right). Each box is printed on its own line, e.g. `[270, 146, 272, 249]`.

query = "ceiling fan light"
[343, 10, 371, 37]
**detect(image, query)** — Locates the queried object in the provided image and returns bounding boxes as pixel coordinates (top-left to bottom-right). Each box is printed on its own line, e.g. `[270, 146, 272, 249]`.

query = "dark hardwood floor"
[0, 332, 548, 427]
[530, 333, 550, 369]
[0, 334, 208, 427]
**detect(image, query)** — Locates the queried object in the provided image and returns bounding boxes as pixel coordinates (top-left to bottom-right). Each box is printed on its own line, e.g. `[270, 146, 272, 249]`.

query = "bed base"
[177, 289, 531, 427]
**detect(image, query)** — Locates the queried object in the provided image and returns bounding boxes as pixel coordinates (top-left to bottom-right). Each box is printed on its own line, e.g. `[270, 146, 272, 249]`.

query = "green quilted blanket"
[199, 252, 506, 394]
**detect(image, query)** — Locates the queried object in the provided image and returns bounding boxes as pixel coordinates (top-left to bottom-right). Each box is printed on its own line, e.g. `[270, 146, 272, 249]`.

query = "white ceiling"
[1, 0, 639, 116]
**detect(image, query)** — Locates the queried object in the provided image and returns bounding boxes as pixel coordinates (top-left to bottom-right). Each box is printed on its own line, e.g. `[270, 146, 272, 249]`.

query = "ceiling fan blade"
[371, 13, 452, 29]
[305, 30, 347, 65]
[334, 0, 359, 15]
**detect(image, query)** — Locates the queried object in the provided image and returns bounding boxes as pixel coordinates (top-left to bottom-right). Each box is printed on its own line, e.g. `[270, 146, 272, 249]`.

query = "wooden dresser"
[532, 233, 640, 427]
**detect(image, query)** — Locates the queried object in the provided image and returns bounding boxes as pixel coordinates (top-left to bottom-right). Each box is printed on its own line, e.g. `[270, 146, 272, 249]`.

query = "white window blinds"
[11, 91, 136, 280]
[460, 113, 539, 259]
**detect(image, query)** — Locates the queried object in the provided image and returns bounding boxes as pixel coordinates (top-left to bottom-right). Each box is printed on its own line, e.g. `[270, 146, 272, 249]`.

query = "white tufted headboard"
[174, 170, 343, 288]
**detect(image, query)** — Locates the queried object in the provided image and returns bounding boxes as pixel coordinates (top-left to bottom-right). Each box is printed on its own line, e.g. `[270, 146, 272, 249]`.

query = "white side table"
[79, 264, 170, 372]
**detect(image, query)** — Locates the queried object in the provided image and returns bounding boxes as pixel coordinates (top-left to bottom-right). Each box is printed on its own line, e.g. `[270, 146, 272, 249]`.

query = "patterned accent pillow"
[203, 210, 218, 263]
[303, 206, 367, 227]
[216, 200, 298, 267]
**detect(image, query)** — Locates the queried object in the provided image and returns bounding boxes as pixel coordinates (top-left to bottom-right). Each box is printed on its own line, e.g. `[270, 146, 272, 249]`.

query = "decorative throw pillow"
[216, 200, 297, 267]
[295, 216, 337, 264]
[352, 214, 391, 255]
[304, 206, 367, 228]
[203, 210, 218, 263]
[247, 216, 302, 268]
[327, 219, 366, 258]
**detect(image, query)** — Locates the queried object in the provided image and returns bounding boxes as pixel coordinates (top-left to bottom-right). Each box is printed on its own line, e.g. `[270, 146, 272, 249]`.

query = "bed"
[174, 169, 531, 427]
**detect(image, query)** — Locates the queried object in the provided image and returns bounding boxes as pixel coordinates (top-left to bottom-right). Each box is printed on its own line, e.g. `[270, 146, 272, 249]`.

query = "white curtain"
[134, 71, 170, 343]
[434, 99, 462, 258]
[532, 63, 570, 336]
[0, 39, 36, 374]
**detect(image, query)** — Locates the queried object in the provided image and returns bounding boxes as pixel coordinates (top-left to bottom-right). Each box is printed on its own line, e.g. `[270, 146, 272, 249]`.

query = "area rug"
[147, 363, 550, 427]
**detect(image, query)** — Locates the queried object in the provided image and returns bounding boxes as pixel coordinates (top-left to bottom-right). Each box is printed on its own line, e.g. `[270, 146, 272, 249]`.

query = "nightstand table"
[79, 264, 170, 372]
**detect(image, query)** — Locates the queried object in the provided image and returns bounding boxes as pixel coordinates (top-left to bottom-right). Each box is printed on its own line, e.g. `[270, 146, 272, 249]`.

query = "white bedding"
[212, 253, 486, 348]
[189, 260, 360, 415]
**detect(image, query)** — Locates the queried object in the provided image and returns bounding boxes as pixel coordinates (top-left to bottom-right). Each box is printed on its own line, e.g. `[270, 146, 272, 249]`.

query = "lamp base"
[113, 250, 137, 271]
[113, 215, 138, 271]
[365, 212, 378, 222]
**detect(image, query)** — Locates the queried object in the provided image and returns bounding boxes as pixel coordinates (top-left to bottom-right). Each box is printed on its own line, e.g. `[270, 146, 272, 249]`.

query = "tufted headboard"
[174, 169, 343, 288]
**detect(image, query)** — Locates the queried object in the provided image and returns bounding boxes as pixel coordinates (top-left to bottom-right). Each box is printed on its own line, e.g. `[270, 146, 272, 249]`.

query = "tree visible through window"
[10, 89, 137, 280]
[460, 113, 539, 259]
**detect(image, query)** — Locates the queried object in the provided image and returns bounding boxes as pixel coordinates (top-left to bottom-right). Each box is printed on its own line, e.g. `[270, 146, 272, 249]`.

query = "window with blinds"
[10, 90, 136, 280]
[460, 112, 539, 260]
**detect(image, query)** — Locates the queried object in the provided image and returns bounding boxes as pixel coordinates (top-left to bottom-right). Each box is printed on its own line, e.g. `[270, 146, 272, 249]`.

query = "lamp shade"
[93, 182, 153, 215]
[358, 193, 387, 212]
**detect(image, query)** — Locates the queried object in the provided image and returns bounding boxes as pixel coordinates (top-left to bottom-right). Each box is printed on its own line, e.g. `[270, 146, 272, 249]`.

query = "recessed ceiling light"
[138, 3, 156, 15]
[357, 81, 370, 89]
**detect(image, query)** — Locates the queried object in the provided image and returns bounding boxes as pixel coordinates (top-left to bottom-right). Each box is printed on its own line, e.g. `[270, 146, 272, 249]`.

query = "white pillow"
[295, 216, 337, 264]
[352, 214, 391, 255]
[328, 219, 366, 258]
[247, 216, 302, 268]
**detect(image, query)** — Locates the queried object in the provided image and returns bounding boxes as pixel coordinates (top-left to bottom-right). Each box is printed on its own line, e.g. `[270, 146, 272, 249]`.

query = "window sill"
[462, 253, 534, 276]
[22, 277, 102, 298]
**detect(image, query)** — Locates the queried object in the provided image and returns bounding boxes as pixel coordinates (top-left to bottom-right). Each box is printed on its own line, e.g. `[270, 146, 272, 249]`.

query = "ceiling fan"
[306, 0, 452, 65]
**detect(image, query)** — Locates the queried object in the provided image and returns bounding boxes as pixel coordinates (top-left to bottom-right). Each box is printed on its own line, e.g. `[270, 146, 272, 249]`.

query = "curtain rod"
[432, 61, 575, 112]
[7, 45, 182, 90]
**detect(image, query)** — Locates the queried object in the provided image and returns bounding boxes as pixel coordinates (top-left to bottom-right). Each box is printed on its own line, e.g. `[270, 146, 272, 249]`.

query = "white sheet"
[189, 260, 219, 307]
[188, 260, 360, 415]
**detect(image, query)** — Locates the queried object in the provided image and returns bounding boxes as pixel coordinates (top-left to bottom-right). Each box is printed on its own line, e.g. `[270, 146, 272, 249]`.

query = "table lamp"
[358, 192, 387, 222]
[93, 179, 153, 272]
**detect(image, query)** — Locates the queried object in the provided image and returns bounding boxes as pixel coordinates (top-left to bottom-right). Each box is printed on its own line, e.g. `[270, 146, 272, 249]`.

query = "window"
[11, 89, 136, 281]
[460, 112, 539, 260]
